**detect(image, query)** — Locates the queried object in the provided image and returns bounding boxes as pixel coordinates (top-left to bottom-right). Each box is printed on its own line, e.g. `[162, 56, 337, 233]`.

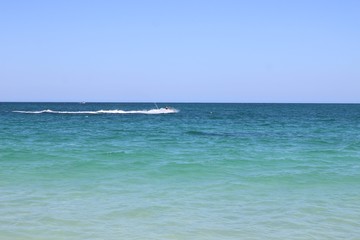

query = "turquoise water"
[1, 103, 360, 239]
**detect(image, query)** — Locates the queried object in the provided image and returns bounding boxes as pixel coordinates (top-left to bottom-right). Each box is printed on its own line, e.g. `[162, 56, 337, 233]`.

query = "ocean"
[1, 102, 359, 239]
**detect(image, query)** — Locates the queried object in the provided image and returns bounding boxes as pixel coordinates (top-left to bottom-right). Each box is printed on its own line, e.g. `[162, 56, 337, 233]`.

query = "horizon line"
[1, 101, 359, 104]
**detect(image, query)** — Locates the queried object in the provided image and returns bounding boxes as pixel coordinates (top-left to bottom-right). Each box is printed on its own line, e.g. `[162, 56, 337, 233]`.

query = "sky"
[1, 0, 359, 103]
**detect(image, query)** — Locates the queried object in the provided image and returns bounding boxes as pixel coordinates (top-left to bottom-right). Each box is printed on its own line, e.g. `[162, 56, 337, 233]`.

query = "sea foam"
[13, 108, 179, 115]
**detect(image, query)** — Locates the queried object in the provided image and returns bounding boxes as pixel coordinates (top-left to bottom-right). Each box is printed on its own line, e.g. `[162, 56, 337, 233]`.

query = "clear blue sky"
[1, 0, 359, 102]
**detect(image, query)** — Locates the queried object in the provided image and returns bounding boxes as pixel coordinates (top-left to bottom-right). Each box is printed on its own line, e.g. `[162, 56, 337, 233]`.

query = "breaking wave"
[13, 108, 179, 115]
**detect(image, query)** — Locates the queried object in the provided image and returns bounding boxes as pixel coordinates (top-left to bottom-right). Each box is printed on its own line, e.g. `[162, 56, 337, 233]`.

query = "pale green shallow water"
[1, 103, 360, 239]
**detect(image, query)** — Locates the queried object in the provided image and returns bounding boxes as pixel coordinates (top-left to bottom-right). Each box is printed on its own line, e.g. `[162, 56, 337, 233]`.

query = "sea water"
[1, 103, 360, 239]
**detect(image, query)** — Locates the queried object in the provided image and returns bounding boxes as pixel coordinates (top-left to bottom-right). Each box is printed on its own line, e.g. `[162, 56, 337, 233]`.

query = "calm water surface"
[1, 103, 360, 239]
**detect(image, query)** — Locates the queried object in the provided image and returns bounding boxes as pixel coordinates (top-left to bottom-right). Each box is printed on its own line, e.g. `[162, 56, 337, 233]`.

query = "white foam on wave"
[13, 108, 179, 115]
